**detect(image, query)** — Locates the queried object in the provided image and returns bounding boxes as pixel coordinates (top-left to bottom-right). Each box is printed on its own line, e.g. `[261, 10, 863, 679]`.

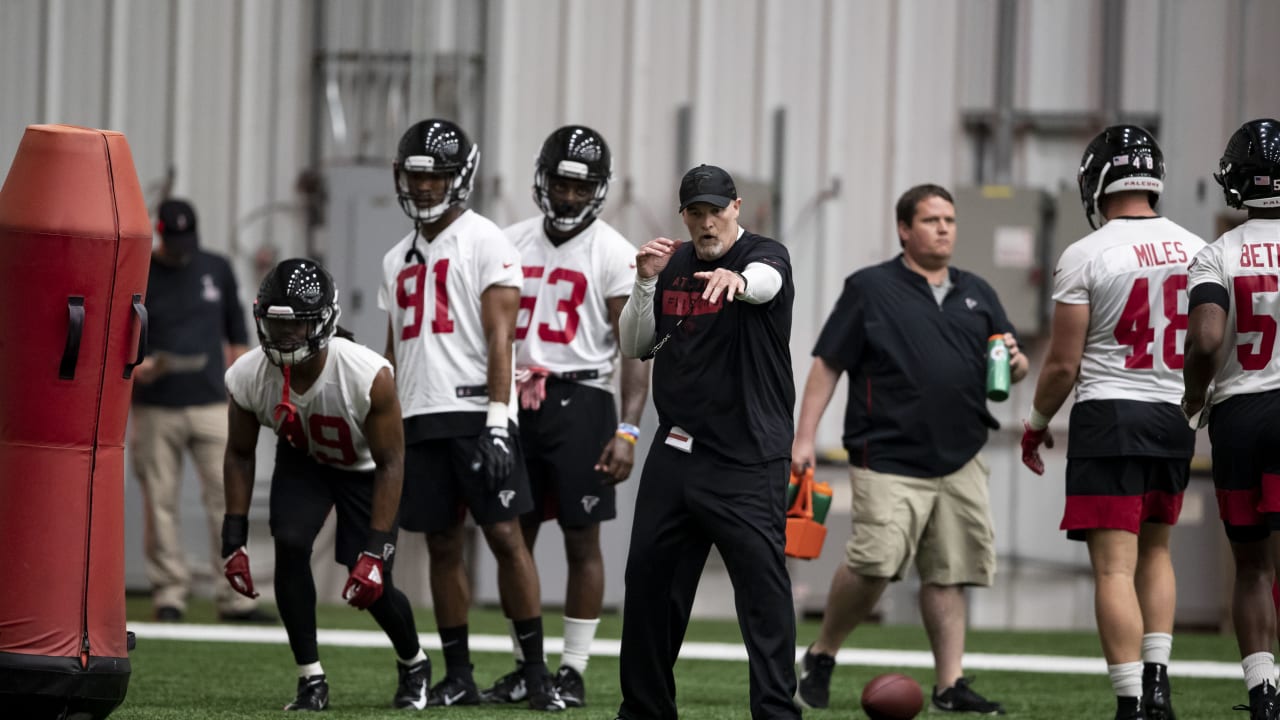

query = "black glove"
[470, 425, 513, 489]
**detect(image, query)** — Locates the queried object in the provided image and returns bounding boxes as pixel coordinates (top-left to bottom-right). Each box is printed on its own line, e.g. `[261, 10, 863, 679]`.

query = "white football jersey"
[506, 217, 636, 392]
[1187, 218, 1280, 402]
[224, 338, 390, 472]
[1053, 217, 1206, 403]
[378, 210, 523, 419]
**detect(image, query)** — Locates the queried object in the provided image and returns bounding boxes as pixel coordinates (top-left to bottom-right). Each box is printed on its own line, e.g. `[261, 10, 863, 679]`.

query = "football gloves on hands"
[343, 552, 386, 610]
[1020, 421, 1054, 476]
[343, 531, 394, 610]
[470, 426, 513, 489]
[221, 514, 259, 598]
[223, 547, 260, 599]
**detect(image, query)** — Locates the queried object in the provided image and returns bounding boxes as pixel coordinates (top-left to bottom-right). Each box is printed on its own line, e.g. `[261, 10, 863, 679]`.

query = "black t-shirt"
[1067, 399, 1195, 459]
[648, 232, 795, 464]
[134, 251, 248, 407]
[814, 256, 1014, 477]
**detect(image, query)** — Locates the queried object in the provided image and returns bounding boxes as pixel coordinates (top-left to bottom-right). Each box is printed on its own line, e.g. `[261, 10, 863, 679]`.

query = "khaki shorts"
[844, 454, 996, 586]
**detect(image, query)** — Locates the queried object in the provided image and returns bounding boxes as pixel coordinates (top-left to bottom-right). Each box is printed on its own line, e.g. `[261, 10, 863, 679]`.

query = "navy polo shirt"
[813, 255, 1015, 477]
[134, 251, 248, 407]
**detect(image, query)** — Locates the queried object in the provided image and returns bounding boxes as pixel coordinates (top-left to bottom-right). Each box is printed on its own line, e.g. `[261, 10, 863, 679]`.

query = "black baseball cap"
[156, 198, 198, 242]
[678, 164, 737, 212]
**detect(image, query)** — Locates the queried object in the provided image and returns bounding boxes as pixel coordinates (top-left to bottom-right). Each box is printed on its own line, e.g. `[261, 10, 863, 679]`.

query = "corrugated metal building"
[2, 0, 1278, 628]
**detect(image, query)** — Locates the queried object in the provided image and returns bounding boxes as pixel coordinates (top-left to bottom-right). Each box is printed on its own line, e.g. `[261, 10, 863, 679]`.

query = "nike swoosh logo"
[503, 262, 514, 268]
[518, 631, 537, 640]
[629, 263, 636, 269]
[408, 687, 427, 710]
[560, 398, 572, 406]
[445, 690, 466, 705]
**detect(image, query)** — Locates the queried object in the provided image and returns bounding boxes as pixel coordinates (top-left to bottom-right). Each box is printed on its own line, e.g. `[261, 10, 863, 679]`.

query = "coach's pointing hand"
[694, 268, 746, 305]
[635, 237, 681, 279]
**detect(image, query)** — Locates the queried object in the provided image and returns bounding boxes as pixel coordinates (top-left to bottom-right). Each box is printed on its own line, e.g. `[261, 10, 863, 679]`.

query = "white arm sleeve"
[737, 261, 783, 304]
[618, 275, 659, 358]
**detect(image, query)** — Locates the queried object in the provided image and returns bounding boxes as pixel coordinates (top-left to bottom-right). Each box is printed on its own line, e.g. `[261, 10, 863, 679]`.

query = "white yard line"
[128, 623, 1244, 681]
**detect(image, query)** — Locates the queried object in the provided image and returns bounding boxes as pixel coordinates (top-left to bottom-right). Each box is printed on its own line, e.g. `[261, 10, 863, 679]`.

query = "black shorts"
[268, 439, 396, 569]
[400, 422, 533, 534]
[518, 379, 618, 528]
[1209, 390, 1280, 542]
[1060, 456, 1190, 541]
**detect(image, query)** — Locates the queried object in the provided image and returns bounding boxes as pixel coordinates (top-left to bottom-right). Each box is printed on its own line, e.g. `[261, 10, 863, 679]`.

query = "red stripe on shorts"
[1217, 487, 1263, 526]
[1060, 490, 1184, 534]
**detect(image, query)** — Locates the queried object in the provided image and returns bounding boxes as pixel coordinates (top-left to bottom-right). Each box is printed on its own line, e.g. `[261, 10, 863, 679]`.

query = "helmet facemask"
[393, 125, 479, 224]
[256, 302, 339, 367]
[253, 258, 341, 368]
[533, 161, 609, 233]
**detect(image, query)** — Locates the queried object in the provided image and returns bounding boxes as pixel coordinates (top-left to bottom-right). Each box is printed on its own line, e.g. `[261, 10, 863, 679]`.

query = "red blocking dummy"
[0, 125, 151, 719]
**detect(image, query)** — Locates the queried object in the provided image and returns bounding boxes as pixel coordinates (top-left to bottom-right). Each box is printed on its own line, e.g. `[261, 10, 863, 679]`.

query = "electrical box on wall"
[951, 186, 1053, 337]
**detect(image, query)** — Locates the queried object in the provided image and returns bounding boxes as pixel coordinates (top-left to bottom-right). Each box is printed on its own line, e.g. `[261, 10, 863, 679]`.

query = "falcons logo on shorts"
[581, 495, 600, 513]
[498, 489, 516, 508]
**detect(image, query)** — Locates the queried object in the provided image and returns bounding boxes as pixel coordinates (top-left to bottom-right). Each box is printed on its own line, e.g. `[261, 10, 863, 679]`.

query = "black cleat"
[524, 665, 566, 712]
[284, 674, 329, 711]
[554, 665, 585, 708]
[394, 657, 431, 710]
[1233, 681, 1279, 720]
[480, 664, 527, 703]
[1115, 696, 1144, 720]
[1143, 662, 1175, 720]
[931, 677, 1006, 715]
[219, 607, 278, 624]
[795, 647, 835, 709]
[426, 674, 481, 707]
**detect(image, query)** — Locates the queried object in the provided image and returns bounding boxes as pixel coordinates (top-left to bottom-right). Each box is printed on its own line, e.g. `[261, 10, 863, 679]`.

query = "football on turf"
[860, 672, 924, 720]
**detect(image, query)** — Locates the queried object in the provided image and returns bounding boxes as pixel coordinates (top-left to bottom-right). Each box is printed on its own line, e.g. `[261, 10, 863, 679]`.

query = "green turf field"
[115, 597, 1250, 718]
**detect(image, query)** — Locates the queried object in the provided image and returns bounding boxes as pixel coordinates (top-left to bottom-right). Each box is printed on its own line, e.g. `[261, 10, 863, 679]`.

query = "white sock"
[1142, 633, 1172, 667]
[1244, 652, 1276, 691]
[561, 616, 601, 674]
[397, 649, 427, 666]
[298, 661, 324, 679]
[508, 619, 525, 663]
[1107, 661, 1143, 698]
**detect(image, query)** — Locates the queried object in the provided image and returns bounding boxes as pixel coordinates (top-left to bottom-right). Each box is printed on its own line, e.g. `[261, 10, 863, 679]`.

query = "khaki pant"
[130, 403, 256, 614]
[844, 454, 997, 586]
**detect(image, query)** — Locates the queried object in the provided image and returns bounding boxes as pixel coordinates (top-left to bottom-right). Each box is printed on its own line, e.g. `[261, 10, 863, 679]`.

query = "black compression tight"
[274, 541, 422, 665]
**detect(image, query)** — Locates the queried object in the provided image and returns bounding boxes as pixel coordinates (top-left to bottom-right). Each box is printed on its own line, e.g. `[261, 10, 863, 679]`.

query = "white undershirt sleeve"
[618, 274, 658, 358]
[737, 262, 783, 304]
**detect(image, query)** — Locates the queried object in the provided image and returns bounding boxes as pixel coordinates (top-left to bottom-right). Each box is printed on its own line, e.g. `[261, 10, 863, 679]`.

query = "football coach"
[614, 164, 800, 720]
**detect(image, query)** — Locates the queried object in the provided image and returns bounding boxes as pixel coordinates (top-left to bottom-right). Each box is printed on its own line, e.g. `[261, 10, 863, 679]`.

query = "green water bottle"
[986, 334, 1010, 402]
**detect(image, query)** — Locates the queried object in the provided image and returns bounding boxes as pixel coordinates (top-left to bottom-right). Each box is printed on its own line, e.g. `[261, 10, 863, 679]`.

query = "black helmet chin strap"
[404, 224, 425, 265]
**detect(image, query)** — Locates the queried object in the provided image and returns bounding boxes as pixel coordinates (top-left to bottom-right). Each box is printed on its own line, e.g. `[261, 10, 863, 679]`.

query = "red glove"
[516, 366, 551, 411]
[223, 547, 260, 598]
[342, 552, 385, 610]
[1020, 421, 1054, 476]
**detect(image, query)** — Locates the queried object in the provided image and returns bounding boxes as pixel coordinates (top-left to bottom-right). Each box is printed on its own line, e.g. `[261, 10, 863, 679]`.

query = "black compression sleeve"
[1189, 283, 1229, 312]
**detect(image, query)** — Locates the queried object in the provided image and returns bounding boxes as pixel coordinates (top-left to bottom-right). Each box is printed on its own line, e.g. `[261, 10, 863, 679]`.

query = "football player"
[1021, 125, 1204, 720]
[378, 118, 564, 710]
[221, 259, 430, 711]
[1183, 118, 1280, 720]
[480, 126, 648, 707]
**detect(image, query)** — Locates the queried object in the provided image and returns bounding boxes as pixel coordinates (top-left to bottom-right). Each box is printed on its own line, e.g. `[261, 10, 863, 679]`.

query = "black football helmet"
[1214, 118, 1280, 210]
[1078, 125, 1165, 230]
[533, 125, 612, 232]
[254, 258, 340, 367]
[394, 118, 479, 223]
